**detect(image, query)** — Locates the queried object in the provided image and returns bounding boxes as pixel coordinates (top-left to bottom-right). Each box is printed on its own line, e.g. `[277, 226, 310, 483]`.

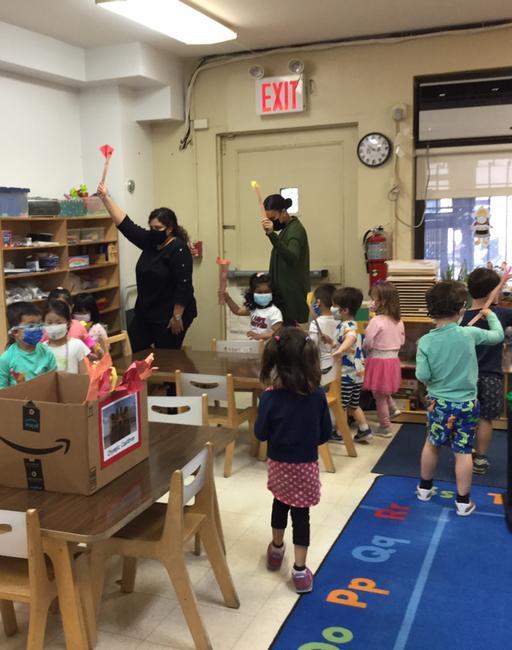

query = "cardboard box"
[0, 372, 148, 495]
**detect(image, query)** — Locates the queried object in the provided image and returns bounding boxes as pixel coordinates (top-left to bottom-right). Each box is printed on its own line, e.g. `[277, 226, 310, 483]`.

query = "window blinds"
[416, 147, 512, 200]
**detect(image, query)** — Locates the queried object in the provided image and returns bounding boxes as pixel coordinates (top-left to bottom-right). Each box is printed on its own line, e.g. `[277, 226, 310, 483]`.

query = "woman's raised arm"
[97, 182, 126, 226]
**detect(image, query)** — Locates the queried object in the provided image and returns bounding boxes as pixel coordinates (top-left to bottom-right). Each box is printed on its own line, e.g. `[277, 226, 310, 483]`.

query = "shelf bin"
[0, 187, 30, 217]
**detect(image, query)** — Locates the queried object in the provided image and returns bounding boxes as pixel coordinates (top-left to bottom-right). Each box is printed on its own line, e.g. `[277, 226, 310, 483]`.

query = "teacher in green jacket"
[261, 194, 310, 325]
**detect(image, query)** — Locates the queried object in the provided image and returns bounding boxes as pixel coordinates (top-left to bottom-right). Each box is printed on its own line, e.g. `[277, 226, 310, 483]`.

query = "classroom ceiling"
[1, 0, 511, 59]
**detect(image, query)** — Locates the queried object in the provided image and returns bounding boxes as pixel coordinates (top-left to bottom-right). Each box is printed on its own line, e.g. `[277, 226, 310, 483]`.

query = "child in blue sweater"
[416, 281, 503, 516]
[255, 327, 331, 594]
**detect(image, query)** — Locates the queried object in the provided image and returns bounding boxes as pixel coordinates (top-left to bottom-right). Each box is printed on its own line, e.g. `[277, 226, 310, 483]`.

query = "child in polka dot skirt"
[255, 327, 331, 593]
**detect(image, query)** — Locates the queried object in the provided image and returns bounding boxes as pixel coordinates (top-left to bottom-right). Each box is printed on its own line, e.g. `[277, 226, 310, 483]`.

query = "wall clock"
[357, 132, 392, 167]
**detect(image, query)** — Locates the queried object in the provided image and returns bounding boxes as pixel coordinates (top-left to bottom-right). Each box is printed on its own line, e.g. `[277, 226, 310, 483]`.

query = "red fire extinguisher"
[363, 226, 389, 289]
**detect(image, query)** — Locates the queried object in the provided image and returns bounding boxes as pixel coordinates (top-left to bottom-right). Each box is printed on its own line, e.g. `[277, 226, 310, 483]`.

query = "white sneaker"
[374, 425, 393, 438]
[416, 485, 434, 501]
[390, 409, 402, 418]
[455, 500, 476, 517]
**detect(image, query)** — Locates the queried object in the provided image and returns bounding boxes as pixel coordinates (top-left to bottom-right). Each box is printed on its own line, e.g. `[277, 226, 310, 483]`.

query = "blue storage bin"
[0, 187, 30, 216]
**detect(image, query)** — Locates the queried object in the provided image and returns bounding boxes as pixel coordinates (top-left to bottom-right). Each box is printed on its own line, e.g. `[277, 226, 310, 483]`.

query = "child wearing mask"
[0, 302, 57, 388]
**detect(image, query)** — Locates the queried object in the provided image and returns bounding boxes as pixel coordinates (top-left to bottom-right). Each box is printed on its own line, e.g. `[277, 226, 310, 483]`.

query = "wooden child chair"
[325, 371, 357, 457]
[0, 509, 94, 650]
[175, 369, 257, 477]
[90, 443, 239, 650]
[106, 330, 132, 358]
[211, 338, 263, 455]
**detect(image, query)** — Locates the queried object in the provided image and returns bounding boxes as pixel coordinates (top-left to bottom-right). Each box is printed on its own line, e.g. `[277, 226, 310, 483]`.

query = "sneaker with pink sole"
[292, 567, 313, 593]
[266, 542, 285, 571]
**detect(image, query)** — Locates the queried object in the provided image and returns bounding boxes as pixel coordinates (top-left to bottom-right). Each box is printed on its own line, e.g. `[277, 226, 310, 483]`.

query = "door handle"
[222, 225, 236, 230]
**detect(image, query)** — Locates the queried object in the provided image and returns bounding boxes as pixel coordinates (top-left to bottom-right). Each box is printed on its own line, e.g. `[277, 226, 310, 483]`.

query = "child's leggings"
[373, 392, 398, 428]
[271, 498, 310, 546]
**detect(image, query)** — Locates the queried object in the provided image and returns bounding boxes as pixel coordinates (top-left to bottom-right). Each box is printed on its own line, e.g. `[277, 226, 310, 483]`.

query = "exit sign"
[256, 75, 305, 115]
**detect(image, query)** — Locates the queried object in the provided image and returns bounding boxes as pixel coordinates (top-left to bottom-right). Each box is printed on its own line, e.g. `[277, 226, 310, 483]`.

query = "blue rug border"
[269, 472, 506, 649]
[269, 473, 381, 649]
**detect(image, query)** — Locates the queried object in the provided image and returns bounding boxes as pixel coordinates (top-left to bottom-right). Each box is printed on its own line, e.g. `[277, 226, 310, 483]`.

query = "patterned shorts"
[427, 397, 480, 454]
[341, 381, 362, 410]
[477, 374, 503, 420]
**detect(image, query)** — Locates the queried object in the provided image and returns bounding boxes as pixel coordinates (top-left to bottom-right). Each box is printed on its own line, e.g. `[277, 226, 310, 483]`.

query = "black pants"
[271, 498, 310, 547]
[128, 313, 187, 353]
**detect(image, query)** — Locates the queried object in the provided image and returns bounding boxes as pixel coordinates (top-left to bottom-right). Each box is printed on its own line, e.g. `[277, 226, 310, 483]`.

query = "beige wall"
[152, 27, 512, 349]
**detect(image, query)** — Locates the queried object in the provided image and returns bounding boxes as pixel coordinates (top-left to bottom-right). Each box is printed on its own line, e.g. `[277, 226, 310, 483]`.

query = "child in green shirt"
[415, 281, 504, 516]
[0, 302, 57, 388]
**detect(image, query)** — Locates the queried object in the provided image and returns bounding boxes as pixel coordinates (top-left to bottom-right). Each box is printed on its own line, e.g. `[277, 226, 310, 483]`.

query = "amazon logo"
[0, 437, 70, 456]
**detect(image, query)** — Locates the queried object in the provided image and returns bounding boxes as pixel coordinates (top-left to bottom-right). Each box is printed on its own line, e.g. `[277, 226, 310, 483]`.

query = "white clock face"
[357, 133, 391, 167]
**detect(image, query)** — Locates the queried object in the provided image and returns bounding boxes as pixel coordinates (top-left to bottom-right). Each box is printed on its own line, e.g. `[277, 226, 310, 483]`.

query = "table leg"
[44, 538, 91, 650]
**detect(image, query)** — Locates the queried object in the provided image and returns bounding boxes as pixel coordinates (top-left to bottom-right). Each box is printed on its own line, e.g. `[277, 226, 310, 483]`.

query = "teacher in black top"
[97, 182, 197, 352]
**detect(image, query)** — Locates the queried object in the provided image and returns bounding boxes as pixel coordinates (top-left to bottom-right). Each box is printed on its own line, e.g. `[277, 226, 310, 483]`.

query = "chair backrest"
[212, 338, 262, 355]
[181, 446, 209, 505]
[0, 510, 28, 558]
[176, 370, 228, 401]
[106, 330, 132, 357]
[162, 444, 214, 544]
[147, 395, 208, 426]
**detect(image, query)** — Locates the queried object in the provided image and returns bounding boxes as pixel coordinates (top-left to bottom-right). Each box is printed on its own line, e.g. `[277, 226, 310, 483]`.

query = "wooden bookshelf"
[0, 215, 121, 347]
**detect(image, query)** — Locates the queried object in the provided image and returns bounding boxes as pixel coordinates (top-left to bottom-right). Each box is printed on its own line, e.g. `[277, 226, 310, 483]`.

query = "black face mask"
[272, 220, 286, 231]
[149, 229, 168, 246]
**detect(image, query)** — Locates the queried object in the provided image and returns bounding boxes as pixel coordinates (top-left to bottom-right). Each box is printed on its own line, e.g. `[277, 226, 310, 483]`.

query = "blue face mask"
[21, 325, 44, 346]
[312, 301, 321, 317]
[254, 293, 272, 308]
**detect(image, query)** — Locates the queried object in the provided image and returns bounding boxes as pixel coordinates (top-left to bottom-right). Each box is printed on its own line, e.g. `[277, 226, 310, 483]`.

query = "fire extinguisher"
[363, 226, 389, 289]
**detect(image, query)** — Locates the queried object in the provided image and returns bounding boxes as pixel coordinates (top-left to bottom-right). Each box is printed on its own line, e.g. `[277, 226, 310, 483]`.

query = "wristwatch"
[173, 314, 182, 321]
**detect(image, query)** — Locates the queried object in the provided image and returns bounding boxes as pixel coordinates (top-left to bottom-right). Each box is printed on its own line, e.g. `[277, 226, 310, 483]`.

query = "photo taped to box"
[99, 391, 141, 468]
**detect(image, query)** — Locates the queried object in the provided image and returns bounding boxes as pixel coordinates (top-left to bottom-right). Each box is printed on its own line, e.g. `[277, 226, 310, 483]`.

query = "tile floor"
[0, 420, 402, 650]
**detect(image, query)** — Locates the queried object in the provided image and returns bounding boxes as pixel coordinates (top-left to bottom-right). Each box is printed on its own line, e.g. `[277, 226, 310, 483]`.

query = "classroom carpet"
[371, 423, 507, 488]
[270, 475, 509, 650]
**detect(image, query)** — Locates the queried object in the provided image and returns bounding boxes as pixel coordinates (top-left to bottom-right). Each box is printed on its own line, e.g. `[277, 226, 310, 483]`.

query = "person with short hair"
[460, 267, 512, 474]
[416, 280, 504, 516]
[331, 287, 372, 443]
[260, 194, 310, 325]
[0, 302, 57, 388]
[308, 284, 337, 381]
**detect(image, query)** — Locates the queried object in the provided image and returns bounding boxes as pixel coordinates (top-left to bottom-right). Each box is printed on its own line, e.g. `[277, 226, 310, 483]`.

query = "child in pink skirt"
[363, 282, 405, 436]
[255, 327, 331, 594]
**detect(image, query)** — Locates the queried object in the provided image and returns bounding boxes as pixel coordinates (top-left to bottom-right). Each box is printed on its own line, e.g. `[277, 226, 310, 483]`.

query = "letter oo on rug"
[297, 626, 355, 648]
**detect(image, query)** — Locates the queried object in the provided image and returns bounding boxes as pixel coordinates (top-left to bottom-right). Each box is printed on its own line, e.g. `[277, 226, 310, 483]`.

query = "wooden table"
[116, 348, 357, 458]
[116, 348, 262, 389]
[0, 423, 236, 650]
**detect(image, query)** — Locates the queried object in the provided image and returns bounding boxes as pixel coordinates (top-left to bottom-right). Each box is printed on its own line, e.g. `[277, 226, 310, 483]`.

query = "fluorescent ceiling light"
[96, 0, 237, 45]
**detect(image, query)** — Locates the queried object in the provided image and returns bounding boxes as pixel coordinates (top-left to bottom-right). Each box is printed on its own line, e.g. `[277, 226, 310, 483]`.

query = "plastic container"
[59, 199, 86, 217]
[67, 228, 81, 244]
[83, 196, 105, 214]
[80, 227, 103, 242]
[0, 187, 30, 217]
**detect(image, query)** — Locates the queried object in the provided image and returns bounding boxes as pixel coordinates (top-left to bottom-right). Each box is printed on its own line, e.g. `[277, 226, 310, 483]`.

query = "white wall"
[0, 71, 83, 196]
